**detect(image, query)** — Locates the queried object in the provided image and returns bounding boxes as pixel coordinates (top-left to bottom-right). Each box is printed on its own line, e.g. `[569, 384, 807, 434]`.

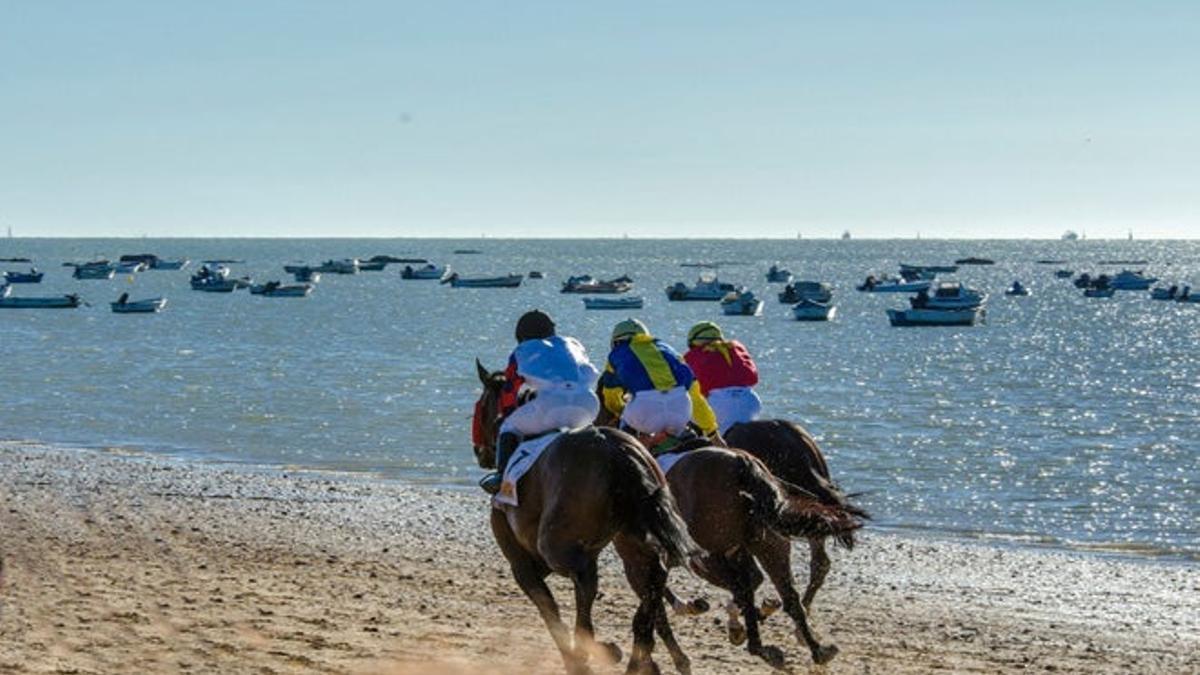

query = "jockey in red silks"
[683, 321, 762, 435]
[479, 310, 600, 494]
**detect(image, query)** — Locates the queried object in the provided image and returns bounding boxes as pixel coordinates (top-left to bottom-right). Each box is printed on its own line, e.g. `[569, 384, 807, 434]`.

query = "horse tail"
[610, 442, 697, 568]
[736, 451, 864, 544]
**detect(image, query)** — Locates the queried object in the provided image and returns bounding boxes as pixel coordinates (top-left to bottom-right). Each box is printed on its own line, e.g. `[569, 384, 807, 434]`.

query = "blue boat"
[3, 269, 43, 283]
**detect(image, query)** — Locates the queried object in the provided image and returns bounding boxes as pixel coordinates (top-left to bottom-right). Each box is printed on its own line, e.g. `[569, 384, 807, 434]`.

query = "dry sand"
[0, 441, 1196, 674]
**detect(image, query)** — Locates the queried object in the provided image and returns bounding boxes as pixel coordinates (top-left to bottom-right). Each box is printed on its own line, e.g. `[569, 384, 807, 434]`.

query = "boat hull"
[793, 303, 836, 321]
[449, 275, 523, 288]
[887, 307, 979, 326]
[583, 297, 644, 310]
[112, 298, 167, 313]
[0, 295, 82, 309]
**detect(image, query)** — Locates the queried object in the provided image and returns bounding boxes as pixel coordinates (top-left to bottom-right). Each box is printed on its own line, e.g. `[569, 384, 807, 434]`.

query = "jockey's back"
[514, 335, 599, 390]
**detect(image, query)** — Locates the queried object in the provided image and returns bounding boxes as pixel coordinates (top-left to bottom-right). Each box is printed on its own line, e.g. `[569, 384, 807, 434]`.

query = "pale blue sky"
[2, 2, 1197, 238]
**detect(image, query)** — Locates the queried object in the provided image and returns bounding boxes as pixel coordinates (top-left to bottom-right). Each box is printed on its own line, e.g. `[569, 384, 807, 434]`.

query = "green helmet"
[687, 321, 724, 345]
[611, 318, 648, 344]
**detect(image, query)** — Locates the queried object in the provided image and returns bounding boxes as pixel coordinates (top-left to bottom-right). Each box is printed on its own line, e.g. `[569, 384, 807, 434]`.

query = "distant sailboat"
[1128, 229, 1133, 241]
[1062, 230, 1080, 241]
[5, 226, 11, 239]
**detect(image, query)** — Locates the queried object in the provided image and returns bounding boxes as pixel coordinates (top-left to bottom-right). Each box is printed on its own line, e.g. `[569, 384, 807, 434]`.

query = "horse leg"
[653, 598, 692, 675]
[491, 511, 584, 673]
[613, 534, 669, 675]
[664, 586, 711, 616]
[802, 536, 831, 611]
[728, 550, 785, 670]
[751, 533, 839, 665]
[570, 556, 622, 667]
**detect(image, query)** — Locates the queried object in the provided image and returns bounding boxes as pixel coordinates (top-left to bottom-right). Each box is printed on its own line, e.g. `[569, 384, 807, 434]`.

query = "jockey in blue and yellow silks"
[600, 318, 718, 442]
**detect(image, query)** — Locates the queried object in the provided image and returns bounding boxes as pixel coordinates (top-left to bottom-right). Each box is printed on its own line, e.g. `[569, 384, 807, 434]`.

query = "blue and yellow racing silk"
[601, 335, 718, 435]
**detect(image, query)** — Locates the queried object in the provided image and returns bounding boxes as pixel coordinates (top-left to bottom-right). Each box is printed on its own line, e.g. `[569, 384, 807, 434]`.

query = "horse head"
[472, 358, 505, 469]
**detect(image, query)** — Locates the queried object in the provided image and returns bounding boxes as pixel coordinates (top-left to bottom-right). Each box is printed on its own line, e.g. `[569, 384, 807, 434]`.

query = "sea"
[1, 238, 1196, 560]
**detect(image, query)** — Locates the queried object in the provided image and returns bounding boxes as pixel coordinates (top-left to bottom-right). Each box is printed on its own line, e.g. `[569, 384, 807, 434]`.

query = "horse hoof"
[752, 644, 787, 670]
[689, 598, 711, 614]
[812, 644, 839, 665]
[599, 641, 623, 665]
[624, 659, 661, 675]
[728, 623, 747, 646]
[760, 597, 783, 620]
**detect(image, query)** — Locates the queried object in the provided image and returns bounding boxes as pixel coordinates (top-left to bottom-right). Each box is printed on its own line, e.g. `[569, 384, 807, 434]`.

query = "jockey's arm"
[599, 364, 627, 418]
[687, 380, 719, 437]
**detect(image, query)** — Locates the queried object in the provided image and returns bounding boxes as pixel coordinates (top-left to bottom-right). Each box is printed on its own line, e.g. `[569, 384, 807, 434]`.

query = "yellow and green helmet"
[687, 321, 724, 345]
[611, 317, 648, 344]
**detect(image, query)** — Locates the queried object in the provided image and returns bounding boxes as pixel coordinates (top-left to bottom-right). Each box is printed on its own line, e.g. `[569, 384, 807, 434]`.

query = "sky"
[2, 1, 1198, 239]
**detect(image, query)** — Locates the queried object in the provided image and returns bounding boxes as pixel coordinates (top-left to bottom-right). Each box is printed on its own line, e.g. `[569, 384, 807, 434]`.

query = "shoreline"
[3, 437, 1194, 566]
[1, 441, 1197, 674]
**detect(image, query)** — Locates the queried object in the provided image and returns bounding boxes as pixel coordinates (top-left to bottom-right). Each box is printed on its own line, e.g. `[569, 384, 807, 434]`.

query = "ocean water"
[1, 238, 1197, 559]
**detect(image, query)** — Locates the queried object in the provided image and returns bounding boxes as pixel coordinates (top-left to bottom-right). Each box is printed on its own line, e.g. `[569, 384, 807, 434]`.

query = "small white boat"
[400, 263, 448, 280]
[666, 275, 737, 301]
[765, 265, 793, 283]
[913, 282, 986, 309]
[441, 273, 523, 288]
[0, 293, 83, 309]
[792, 299, 836, 321]
[857, 275, 932, 293]
[583, 296, 644, 310]
[250, 282, 314, 297]
[1109, 269, 1157, 291]
[111, 294, 167, 313]
[1005, 281, 1030, 296]
[1084, 287, 1115, 298]
[887, 307, 981, 327]
[721, 290, 763, 316]
[778, 281, 833, 304]
[72, 262, 116, 280]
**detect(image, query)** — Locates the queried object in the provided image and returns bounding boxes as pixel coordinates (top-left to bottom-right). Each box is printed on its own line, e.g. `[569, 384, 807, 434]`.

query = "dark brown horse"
[592, 405, 862, 667]
[473, 360, 696, 675]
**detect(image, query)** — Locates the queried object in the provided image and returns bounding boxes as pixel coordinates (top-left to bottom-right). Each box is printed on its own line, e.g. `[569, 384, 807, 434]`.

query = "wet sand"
[1, 442, 1196, 674]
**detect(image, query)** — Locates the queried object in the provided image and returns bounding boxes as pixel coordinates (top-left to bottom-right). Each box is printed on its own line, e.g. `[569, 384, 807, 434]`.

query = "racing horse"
[473, 360, 696, 675]
[593, 407, 863, 667]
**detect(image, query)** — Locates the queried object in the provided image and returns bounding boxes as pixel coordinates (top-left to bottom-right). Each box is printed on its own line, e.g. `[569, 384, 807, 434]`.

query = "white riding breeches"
[499, 383, 599, 437]
[707, 386, 762, 434]
[621, 386, 692, 436]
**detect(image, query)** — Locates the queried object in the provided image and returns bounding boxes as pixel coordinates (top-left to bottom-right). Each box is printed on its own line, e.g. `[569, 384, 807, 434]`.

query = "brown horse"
[473, 360, 696, 675]
[657, 444, 861, 667]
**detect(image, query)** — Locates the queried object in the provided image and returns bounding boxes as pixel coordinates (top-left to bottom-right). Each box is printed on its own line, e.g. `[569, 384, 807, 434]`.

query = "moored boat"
[720, 290, 763, 316]
[357, 260, 388, 272]
[441, 273, 523, 288]
[913, 282, 986, 309]
[72, 262, 116, 280]
[792, 298, 836, 321]
[778, 281, 833, 304]
[292, 267, 321, 283]
[3, 269, 43, 283]
[1084, 287, 1115, 298]
[765, 264, 793, 283]
[1109, 269, 1157, 291]
[666, 275, 736, 301]
[561, 275, 633, 294]
[153, 258, 190, 270]
[887, 306, 981, 326]
[1055, 269, 1074, 278]
[314, 259, 359, 274]
[1005, 281, 1030, 296]
[528, 271, 544, 279]
[1150, 286, 1179, 301]
[111, 293, 167, 313]
[955, 256, 995, 265]
[250, 282, 314, 297]
[583, 296, 644, 310]
[400, 263, 448, 280]
[900, 263, 959, 274]
[0, 293, 83, 309]
[857, 275, 931, 293]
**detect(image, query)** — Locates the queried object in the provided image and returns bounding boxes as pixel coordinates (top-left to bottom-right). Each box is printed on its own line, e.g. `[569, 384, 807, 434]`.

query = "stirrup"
[479, 472, 502, 495]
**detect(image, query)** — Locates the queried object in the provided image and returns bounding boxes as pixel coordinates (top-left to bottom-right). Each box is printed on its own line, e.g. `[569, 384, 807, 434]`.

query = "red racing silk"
[684, 339, 759, 397]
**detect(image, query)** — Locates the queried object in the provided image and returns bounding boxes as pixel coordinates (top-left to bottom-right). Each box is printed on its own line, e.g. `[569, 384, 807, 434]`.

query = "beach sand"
[0, 442, 1196, 674]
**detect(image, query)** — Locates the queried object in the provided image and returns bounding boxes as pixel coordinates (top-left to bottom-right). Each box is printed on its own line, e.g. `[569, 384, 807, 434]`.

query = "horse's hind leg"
[614, 535, 670, 675]
[570, 557, 622, 666]
[803, 536, 832, 611]
[491, 512, 583, 673]
[653, 599, 692, 675]
[727, 550, 785, 669]
[751, 533, 838, 665]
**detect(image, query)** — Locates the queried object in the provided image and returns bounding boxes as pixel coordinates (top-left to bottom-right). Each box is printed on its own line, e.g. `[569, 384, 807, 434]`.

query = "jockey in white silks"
[480, 310, 600, 494]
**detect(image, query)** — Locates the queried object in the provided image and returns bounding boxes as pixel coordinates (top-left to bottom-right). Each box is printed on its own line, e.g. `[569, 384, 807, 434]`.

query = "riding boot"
[479, 432, 522, 495]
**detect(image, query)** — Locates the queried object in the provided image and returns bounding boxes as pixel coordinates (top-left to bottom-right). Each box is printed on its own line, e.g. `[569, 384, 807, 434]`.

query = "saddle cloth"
[652, 435, 711, 475]
[494, 431, 561, 508]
